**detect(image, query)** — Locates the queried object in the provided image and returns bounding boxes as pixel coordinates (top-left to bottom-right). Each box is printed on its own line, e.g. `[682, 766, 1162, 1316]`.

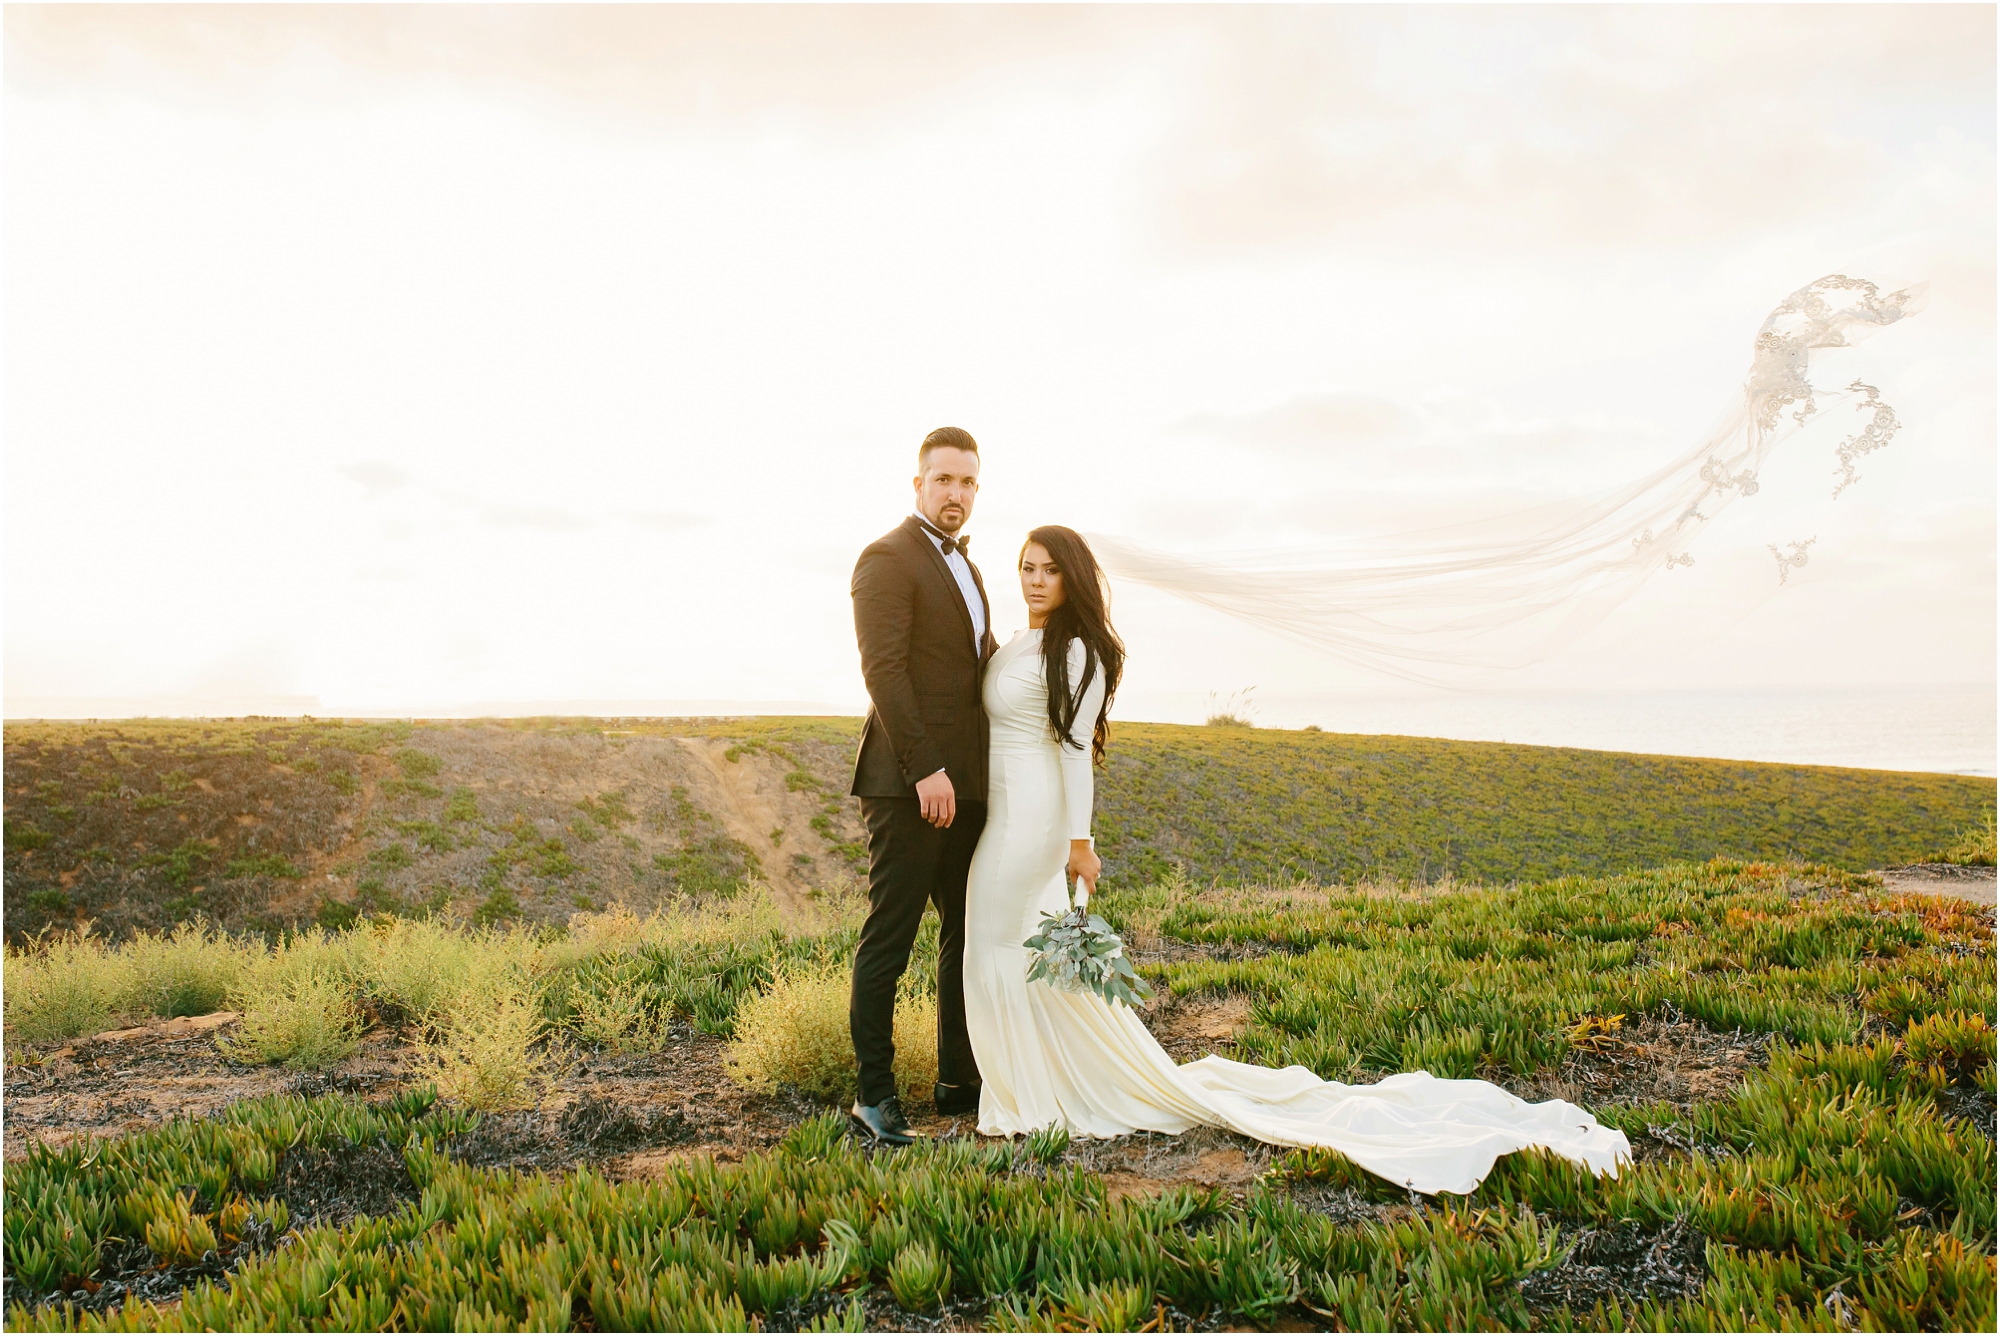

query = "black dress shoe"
[849, 1095, 917, 1146]
[933, 1081, 982, 1117]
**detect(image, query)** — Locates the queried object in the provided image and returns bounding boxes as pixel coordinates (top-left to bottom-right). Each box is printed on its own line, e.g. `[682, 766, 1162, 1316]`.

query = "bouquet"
[1023, 892, 1154, 1008]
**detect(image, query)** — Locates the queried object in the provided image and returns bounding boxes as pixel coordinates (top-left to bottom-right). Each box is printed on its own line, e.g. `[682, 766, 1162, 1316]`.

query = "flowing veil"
[1090, 275, 1927, 688]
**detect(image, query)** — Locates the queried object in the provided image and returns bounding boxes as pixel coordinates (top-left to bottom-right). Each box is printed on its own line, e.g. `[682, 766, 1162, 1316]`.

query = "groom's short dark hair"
[918, 426, 979, 471]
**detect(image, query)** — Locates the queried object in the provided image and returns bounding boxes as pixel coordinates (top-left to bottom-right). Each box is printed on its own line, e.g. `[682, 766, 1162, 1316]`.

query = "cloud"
[17, 6, 1984, 259]
[175, 633, 304, 698]
[3, 5, 1151, 128]
[339, 460, 411, 500]
[622, 510, 709, 533]
[478, 504, 590, 533]
[332, 470, 705, 536]
[1175, 391, 1415, 454]
[1143, 6, 1995, 254]
[1172, 387, 1665, 489]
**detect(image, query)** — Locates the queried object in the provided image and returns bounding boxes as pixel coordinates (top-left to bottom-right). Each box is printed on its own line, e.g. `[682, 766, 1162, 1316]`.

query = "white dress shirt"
[914, 512, 987, 653]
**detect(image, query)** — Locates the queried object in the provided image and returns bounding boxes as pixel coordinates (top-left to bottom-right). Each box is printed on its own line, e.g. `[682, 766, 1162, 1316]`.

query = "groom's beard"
[928, 504, 966, 533]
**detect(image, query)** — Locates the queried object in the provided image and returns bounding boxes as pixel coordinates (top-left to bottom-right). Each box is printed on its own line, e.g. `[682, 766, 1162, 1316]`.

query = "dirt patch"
[550, 1022, 853, 1173]
[2, 725, 362, 943]
[1062, 1123, 1275, 1203]
[276, 1135, 421, 1228]
[3, 1008, 839, 1174]
[3, 1024, 418, 1159]
[1516, 1214, 1707, 1314]
[561, 1093, 699, 1156]
[850, 1290, 992, 1334]
[446, 1093, 701, 1174]
[340, 727, 733, 925]
[1130, 938, 1293, 968]
[4, 1005, 1299, 1204]
[1938, 1084, 1997, 1141]
[1874, 864, 1996, 907]
[1142, 992, 1255, 1065]
[835, 1288, 1235, 1336]
[672, 738, 835, 916]
[1279, 1180, 1413, 1225]
[1496, 1013, 1767, 1125]
[83, 1012, 240, 1046]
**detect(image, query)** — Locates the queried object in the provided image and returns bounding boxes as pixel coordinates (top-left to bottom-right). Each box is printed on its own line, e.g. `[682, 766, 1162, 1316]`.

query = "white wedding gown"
[961, 628, 1631, 1196]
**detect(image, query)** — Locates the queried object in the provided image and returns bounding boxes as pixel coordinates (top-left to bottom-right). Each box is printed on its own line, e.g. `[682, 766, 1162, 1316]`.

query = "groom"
[847, 425, 997, 1145]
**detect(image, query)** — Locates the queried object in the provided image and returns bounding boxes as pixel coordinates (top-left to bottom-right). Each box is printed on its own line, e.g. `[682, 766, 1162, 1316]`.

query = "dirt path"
[672, 738, 825, 917]
[1874, 864, 1996, 907]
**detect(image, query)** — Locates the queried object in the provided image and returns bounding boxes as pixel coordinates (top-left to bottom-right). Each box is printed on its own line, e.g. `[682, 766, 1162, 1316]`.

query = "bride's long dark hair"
[1025, 526, 1124, 766]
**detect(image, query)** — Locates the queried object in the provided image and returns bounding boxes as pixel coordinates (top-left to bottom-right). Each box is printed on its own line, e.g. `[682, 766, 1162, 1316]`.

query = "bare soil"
[1146, 993, 1257, 1065]
[1515, 1214, 1707, 1315]
[2, 1022, 420, 1157]
[1874, 863, 1996, 907]
[2, 985, 1776, 1185]
[1495, 1012, 1769, 1133]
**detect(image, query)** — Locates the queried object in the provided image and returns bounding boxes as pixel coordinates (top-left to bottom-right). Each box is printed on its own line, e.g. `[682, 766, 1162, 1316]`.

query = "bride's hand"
[1067, 839, 1101, 902]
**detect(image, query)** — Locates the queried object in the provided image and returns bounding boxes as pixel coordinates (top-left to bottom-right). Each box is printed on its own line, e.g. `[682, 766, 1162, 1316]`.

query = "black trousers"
[850, 795, 985, 1107]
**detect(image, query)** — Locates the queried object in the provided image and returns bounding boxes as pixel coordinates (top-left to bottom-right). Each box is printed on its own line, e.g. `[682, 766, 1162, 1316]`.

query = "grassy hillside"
[0, 718, 854, 945]
[3, 716, 1989, 944]
[1093, 722, 1993, 886]
[4, 861, 1992, 1330]
[619, 714, 1993, 883]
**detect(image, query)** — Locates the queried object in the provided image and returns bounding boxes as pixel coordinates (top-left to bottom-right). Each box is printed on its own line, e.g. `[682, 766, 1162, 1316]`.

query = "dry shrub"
[358, 916, 506, 1026]
[550, 884, 864, 973]
[791, 878, 870, 938]
[233, 926, 367, 1005]
[726, 966, 850, 1099]
[121, 921, 252, 1019]
[535, 893, 794, 983]
[419, 989, 556, 1111]
[564, 965, 670, 1054]
[651, 885, 791, 952]
[727, 964, 937, 1104]
[3, 927, 131, 1045]
[416, 952, 558, 1111]
[220, 972, 363, 1071]
[893, 990, 939, 1101]
[551, 901, 655, 962]
[221, 926, 371, 1070]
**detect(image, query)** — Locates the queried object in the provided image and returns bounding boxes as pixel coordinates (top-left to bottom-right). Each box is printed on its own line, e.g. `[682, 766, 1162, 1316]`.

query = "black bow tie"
[922, 523, 969, 557]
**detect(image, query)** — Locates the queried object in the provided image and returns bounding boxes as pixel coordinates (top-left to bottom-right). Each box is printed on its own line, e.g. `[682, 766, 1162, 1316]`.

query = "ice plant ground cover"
[2, 857, 1993, 1331]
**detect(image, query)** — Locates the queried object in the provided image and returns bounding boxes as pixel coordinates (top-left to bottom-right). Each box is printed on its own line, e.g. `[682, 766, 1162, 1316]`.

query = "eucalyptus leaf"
[1021, 906, 1156, 1008]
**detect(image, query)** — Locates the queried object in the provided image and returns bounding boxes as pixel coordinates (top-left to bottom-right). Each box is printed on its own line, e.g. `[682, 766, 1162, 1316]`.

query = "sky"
[5, 4, 1994, 731]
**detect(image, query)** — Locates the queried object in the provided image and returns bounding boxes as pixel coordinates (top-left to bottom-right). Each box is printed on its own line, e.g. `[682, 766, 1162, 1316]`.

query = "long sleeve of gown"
[1056, 637, 1105, 840]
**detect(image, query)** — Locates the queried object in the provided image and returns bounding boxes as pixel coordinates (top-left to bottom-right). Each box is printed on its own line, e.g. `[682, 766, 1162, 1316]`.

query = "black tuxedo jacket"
[850, 516, 1000, 799]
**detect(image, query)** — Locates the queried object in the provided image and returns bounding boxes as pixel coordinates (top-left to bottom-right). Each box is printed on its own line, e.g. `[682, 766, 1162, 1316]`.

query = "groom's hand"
[915, 770, 956, 828]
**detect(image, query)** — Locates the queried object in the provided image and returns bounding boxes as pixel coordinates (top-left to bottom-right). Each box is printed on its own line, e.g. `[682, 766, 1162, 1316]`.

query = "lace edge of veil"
[1088, 274, 1928, 688]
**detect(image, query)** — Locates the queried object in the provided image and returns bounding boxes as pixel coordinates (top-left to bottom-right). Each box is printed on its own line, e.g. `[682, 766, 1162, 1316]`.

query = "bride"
[960, 524, 1630, 1197]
